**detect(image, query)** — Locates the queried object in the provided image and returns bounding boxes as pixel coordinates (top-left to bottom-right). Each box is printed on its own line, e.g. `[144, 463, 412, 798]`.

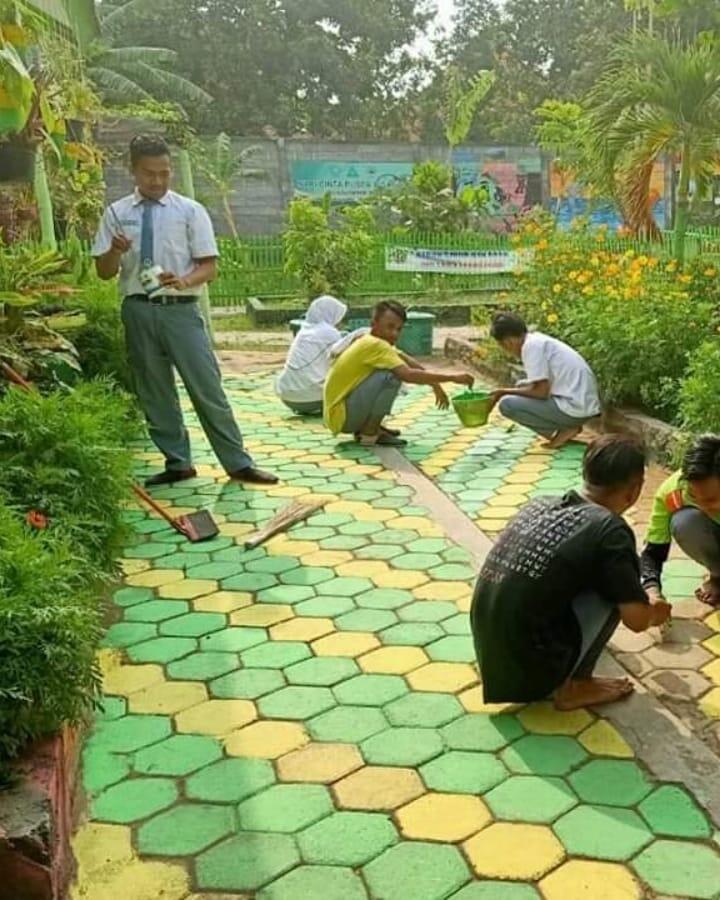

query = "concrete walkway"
[72, 373, 720, 900]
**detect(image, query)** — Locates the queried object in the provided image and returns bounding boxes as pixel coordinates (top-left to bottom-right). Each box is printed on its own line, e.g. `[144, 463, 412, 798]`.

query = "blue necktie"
[140, 199, 155, 267]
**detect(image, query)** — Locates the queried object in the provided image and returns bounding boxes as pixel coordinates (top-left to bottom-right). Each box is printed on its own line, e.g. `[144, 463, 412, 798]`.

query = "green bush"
[0, 506, 101, 760]
[679, 338, 720, 434]
[73, 279, 132, 390]
[0, 381, 138, 569]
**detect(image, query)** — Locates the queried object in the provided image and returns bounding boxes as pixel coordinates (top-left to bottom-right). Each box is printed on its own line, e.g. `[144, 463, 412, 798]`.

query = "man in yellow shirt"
[324, 300, 474, 445]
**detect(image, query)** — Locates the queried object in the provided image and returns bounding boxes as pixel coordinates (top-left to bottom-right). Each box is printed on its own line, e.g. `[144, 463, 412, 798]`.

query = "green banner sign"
[291, 160, 413, 201]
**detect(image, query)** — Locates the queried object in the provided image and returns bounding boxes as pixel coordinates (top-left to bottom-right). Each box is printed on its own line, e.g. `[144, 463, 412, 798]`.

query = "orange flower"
[26, 510, 48, 530]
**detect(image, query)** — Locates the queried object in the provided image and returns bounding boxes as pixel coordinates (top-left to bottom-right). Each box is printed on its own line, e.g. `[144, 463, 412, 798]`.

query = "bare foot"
[356, 433, 379, 446]
[554, 677, 634, 711]
[545, 427, 582, 450]
[695, 576, 720, 608]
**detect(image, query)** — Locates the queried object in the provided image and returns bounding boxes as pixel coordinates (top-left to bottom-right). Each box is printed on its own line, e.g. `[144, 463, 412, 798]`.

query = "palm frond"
[133, 62, 213, 106]
[95, 46, 178, 67]
[87, 65, 152, 103]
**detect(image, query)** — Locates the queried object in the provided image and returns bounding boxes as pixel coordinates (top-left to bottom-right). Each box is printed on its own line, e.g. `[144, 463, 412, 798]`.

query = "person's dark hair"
[490, 312, 527, 341]
[583, 434, 646, 489]
[374, 300, 407, 322]
[129, 134, 171, 167]
[681, 434, 720, 482]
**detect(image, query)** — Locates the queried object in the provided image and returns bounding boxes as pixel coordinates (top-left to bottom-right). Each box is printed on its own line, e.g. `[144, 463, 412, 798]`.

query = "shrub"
[0, 381, 138, 568]
[0, 506, 101, 760]
[72, 279, 132, 390]
[679, 338, 720, 435]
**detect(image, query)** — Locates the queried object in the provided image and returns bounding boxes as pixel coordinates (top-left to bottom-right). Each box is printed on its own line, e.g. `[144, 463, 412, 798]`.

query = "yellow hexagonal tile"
[706, 611, 720, 632]
[703, 634, 720, 656]
[128, 680, 208, 715]
[300, 550, 354, 567]
[387, 516, 443, 536]
[230, 604, 294, 627]
[219, 522, 254, 538]
[335, 765, 425, 811]
[97, 648, 122, 678]
[193, 590, 253, 613]
[126, 568, 185, 588]
[266, 538, 320, 557]
[359, 646, 429, 674]
[414, 582, 470, 603]
[702, 658, 720, 686]
[72, 858, 190, 900]
[479, 506, 521, 520]
[372, 569, 429, 590]
[475, 519, 506, 534]
[458, 688, 520, 715]
[103, 664, 165, 697]
[700, 687, 720, 718]
[325, 501, 395, 523]
[276, 742, 364, 783]
[270, 617, 335, 642]
[540, 860, 641, 900]
[518, 702, 594, 735]
[72, 822, 133, 881]
[337, 560, 391, 579]
[225, 720, 309, 758]
[175, 699, 257, 736]
[578, 720, 633, 758]
[312, 632, 380, 658]
[463, 823, 565, 880]
[157, 578, 218, 600]
[484, 495, 523, 510]
[120, 559, 151, 576]
[407, 662, 478, 693]
[398, 792, 492, 842]
[504, 473, 538, 485]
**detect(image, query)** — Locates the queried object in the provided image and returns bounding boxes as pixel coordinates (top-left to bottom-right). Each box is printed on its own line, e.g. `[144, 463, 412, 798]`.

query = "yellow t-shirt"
[324, 335, 404, 434]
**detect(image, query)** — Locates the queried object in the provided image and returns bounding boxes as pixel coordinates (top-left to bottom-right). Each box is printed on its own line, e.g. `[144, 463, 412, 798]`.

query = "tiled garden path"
[72, 373, 720, 900]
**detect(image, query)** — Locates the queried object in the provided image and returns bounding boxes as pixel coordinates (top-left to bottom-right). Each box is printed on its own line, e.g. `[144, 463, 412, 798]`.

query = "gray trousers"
[571, 592, 620, 679]
[122, 297, 252, 473]
[283, 399, 323, 417]
[343, 370, 402, 435]
[498, 395, 589, 438]
[671, 508, 720, 576]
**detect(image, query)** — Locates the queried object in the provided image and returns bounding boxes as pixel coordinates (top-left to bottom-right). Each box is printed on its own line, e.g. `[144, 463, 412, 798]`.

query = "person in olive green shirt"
[641, 434, 720, 607]
[324, 300, 474, 446]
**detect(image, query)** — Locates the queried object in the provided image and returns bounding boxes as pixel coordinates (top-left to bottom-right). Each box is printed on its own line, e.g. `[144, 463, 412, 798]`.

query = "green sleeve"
[644, 478, 675, 545]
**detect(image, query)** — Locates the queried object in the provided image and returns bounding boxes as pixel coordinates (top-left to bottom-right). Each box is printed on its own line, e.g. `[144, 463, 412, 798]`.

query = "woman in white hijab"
[275, 295, 348, 415]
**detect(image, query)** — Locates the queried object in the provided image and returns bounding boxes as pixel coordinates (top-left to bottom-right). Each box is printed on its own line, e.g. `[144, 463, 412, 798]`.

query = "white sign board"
[385, 246, 522, 275]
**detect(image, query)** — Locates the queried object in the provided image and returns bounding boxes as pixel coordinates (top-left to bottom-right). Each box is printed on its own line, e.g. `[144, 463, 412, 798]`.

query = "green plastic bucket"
[290, 310, 436, 357]
[452, 390, 492, 428]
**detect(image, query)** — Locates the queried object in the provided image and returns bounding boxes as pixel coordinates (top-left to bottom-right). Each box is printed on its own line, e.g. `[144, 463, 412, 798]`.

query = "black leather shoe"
[144, 467, 197, 487]
[229, 466, 279, 485]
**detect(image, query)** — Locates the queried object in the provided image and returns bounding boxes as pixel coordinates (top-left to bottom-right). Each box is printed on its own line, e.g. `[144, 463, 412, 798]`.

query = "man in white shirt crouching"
[488, 312, 601, 450]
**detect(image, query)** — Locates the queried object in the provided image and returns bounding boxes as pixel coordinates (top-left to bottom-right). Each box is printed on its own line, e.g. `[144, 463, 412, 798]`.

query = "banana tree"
[442, 67, 496, 190]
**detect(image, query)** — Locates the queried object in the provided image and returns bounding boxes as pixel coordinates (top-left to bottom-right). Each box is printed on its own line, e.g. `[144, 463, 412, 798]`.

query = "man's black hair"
[374, 300, 407, 322]
[682, 434, 720, 482]
[583, 434, 646, 489]
[490, 312, 528, 341]
[130, 134, 171, 167]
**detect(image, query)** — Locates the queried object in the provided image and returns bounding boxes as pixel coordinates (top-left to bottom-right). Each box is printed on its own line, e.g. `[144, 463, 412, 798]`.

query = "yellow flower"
[704, 268, 717, 277]
[537, 239, 549, 251]
[547, 313, 559, 324]
[552, 283, 562, 294]
[568, 271, 579, 281]
[636, 255, 649, 267]
[666, 260, 678, 272]
[590, 255, 600, 268]
[581, 285, 594, 296]
[625, 249, 636, 258]
[678, 274, 692, 284]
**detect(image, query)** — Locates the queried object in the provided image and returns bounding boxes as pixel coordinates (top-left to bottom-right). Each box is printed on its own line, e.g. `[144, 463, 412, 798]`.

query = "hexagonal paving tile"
[241, 641, 312, 668]
[101, 622, 158, 649]
[124, 599, 189, 623]
[553, 805, 652, 860]
[425, 636, 476, 663]
[284, 656, 359, 686]
[276, 741, 363, 784]
[363, 841, 470, 900]
[380, 623, 445, 647]
[270, 617, 334, 642]
[196, 832, 299, 892]
[638, 785, 711, 838]
[256, 865, 368, 900]
[92, 777, 178, 823]
[237, 783, 334, 832]
[335, 765, 425, 811]
[356, 588, 415, 610]
[358, 646, 428, 674]
[211, 667, 285, 700]
[463, 823, 565, 880]
[406, 662, 478, 693]
[420, 750, 508, 795]
[175, 699, 257, 736]
[441, 713, 524, 752]
[225, 720, 309, 758]
[81, 747, 130, 796]
[297, 810, 398, 867]
[137, 803, 234, 856]
[90, 714, 171, 753]
[569, 760, 653, 807]
[518, 703, 593, 735]
[485, 775, 577, 823]
[308, 705, 389, 743]
[312, 632, 380, 658]
[397, 793, 492, 842]
[259, 686, 336, 720]
[128, 680, 208, 715]
[167, 651, 239, 681]
[500, 734, 587, 776]
[133, 734, 222, 776]
[633, 839, 720, 899]
[128, 636, 197, 664]
[449, 884, 540, 900]
[540, 860, 642, 900]
[201, 627, 268, 654]
[361, 726, 444, 767]
[186, 757, 276, 803]
[231, 605, 294, 627]
[333, 674, 408, 707]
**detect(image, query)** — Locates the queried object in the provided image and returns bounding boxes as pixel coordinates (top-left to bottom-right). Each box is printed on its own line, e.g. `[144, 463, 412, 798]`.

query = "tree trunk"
[34, 148, 56, 251]
[177, 147, 213, 339]
[674, 142, 691, 265]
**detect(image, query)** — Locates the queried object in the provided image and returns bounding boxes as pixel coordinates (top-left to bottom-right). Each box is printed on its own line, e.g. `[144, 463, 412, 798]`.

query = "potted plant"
[0, 18, 38, 182]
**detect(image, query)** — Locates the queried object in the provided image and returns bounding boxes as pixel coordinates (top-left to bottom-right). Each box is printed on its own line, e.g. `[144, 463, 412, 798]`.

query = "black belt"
[126, 293, 197, 306]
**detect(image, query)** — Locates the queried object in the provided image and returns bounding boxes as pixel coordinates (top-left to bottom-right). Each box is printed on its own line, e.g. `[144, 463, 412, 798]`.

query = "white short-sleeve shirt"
[521, 332, 601, 418]
[92, 189, 218, 297]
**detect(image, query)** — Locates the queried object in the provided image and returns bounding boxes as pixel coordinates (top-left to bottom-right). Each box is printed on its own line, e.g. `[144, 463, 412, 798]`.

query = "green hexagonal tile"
[167, 651, 238, 681]
[554, 804, 652, 860]
[334, 674, 408, 707]
[133, 734, 222, 776]
[425, 636, 476, 663]
[371, 529, 420, 545]
[441, 714, 524, 752]
[223, 572, 279, 592]
[308, 706, 389, 743]
[90, 714, 171, 752]
[101, 622, 157, 649]
[361, 727, 443, 767]
[337, 520, 379, 536]
[128, 636, 196, 664]
[569, 760, 653, 807]
[124, 600, 190, 623]
[113, 586, 153, 608]
[241, 641, 312, 669]
[92, 777, 178, 823]
[259, 686, 336, 720]
[238, 783, 334, 833]
[638, 785, 712, 838]
[385, 692, 463, 728]
[159, 612, 226, 637]
[317, 577, 373, 598]
[211, 667, 285, 699]
[500, 735, 587, 776]
[319, 536, 368, 551]
[258, 585, 316, 605]
[441, 613, 470, 636]
[449, 884, 539, 899]
[633, 840, 720, 899]
[397, 601, 457, 623]
[420, 750, 508, 795]
[248, 555, 301, 575]
[390, 552, 443, 571]
[97, 696, 126, 722]
[335, 609, 397, 632]
[295, 596, 356, 617]
[200, 627, 266, 653]
[124, 543, 169, 560]
[363, 841, 470, 900]
[186, 757, 276, 803]
[155, 550, 211, 570]
[196, 832, 299, 892]
[285, 657, 359, 687]
[380, 623, 444, 647]
[137, 802, 234, 856]
[407, 538, 447, 554]
[185, 561, 244, 580]
[298, 811, 398, 866]
[356, 588, 415, 610]
[485, 775, 576, 823]
[258, 865, 368, 900]
[282, 567, 335, 587]
[356, 545, 405, 561]
[82, 747, 130, 796]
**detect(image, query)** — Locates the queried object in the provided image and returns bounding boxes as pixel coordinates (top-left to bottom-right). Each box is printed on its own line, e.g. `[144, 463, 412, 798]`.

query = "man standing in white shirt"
[93, 135, 277, 487]
[488, 312, 601, 449]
